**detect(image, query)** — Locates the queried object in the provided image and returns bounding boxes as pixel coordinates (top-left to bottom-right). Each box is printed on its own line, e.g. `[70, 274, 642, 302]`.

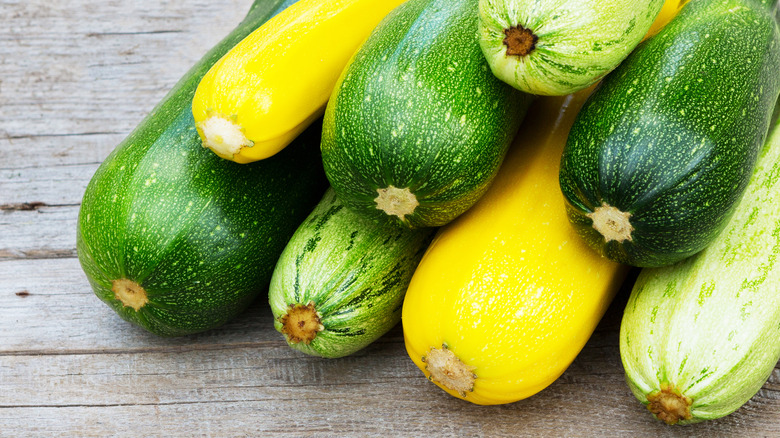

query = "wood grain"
[1, 0, 778, 436]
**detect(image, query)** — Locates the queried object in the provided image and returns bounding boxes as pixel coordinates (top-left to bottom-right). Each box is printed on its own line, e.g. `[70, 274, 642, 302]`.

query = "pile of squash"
[77, 0, 780, 425]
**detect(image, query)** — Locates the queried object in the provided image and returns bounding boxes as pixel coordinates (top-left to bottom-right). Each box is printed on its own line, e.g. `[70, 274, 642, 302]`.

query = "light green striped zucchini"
[478, 0, 664, 95]
[620, 114, 780, 424]
[268, 188, 434, 358]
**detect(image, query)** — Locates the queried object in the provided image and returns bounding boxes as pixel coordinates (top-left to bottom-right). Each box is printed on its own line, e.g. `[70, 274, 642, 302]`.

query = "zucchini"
[77, 0, 328, 337]
[620, 115, 780, 424]
[559, 0, 780, 267]
[478, 0, 664, 96]
[320, 0, 533, 229]
[191, 0, 408, 163]
[269, 188, 434, 358]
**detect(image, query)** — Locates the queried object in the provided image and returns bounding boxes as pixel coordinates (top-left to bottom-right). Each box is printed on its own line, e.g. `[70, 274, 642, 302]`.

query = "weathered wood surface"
[1, 1, 778, 436]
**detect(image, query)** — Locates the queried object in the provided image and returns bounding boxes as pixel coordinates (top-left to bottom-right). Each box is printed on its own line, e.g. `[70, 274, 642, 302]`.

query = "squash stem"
[196, 114, 253, 159]
[279, 302, 324, 344]
[503, 25, 538, 57]
[646, 384, 693, 425]
[422, 345, 476, 397]
[587, 202, 634, 243]
[374, 185, 419, 222]
[111, 279, 149, 311]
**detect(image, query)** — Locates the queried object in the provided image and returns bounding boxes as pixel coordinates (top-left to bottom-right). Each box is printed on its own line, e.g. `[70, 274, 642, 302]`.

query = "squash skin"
[620, 115, 780, 425]
[77, 0, 328, 337]
[402, 92, 627, 405]
[478, 0, 664, 96]
[191, 0, 409, 164]
[320, 0, 533, 229]
[269, 189, 434, 358]
[559, 0, 780, 267]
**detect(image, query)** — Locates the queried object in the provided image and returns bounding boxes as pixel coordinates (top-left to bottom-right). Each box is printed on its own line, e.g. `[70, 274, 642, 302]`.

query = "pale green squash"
[478, 0, 664, 95]
[620, 113, 780, 424]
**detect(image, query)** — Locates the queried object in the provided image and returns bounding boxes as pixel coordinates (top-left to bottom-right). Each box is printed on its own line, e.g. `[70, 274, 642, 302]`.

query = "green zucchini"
[77, 0, 328, 337]
[320, 0, 533, 229]
[559, 0, 780, 267]
[478, 0, 664, 96]
[620, 116, 780, 425]
[269, 188, 434, 358]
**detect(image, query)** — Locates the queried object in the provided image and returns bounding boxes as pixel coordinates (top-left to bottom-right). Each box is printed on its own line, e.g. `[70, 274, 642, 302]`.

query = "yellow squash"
[191, 0, 408, 163]
[401, 92, 623, 405]
[401, 1, 684, 405]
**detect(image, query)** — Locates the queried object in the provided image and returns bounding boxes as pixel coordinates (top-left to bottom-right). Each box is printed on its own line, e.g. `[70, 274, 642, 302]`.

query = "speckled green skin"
[77, 0, 328, 337]
[269, 189, 434, 358]
[320, 0, 533, 229]
[620, 115, 780, 424]
[559, 0, 780, 267]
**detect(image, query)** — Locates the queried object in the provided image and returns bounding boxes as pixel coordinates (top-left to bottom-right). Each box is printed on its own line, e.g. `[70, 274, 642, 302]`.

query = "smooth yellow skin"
[401, 1, 684, 405]
[192, 0, 408, 163]
[402, 92, 626, 405]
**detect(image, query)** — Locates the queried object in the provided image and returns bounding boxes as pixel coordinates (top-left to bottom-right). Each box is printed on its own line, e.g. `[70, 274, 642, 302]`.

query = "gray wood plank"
[1, 255, 778, 436]
[0, 203, 80, 262]
[0, 1, 247, 169]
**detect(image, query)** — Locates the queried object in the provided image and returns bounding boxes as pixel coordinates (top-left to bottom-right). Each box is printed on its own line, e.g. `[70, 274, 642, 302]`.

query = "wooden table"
[2, 1, 778, 436]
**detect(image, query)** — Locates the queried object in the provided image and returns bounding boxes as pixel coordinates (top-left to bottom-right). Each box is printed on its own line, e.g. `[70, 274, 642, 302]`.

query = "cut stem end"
[375, 185, 419, 222]
[196, 114, 253, 158]
[422, 345, 476, 397]
[647, 384, 693, 425]
[279, 302, 324, 344]
[587, 202, 634, 243]
[503, 25, 538, 57]
[111, 279, 149, 311]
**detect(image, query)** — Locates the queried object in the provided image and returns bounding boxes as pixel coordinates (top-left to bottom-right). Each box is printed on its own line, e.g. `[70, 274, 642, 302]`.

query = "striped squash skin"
[620, 116, 780, 425]
[320, 0, 533, 229]
[478, 0, 664, 96]
[559, 0, 780, 267]
[269, 189, 434, 358]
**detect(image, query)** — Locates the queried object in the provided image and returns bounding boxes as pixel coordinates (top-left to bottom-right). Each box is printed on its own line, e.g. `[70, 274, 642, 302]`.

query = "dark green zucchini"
[269, 188, 434, 358]
[77, 0, 328, 337]
[559, 0, 780, 267]
[320, 0, 533, 229]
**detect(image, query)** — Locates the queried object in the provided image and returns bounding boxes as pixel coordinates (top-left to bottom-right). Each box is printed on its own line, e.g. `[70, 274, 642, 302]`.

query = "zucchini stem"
[503, 25, 538, 57]
[196, 114, 253, 159]
[111, 279, 149, 311]
[375, 185, 419, 222]
[587, 202, 634, 243]
[646, 384, 693, 425]
[422, 345, 476, 397]
[279, 302, 324, 344]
